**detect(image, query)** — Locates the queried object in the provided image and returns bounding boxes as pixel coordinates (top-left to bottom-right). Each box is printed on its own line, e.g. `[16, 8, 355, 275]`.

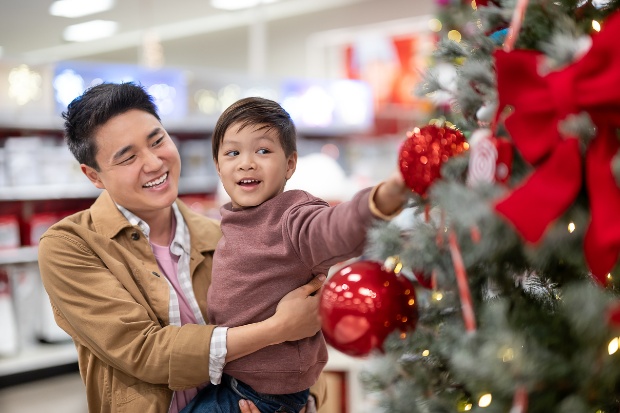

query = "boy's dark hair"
[212, 97, 297, 161]
[63, 82, 160, 170]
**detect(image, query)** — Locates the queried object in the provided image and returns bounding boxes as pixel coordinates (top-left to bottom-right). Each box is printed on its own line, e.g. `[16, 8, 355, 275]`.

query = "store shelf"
[178, 176, 219, 194]
[0, 342, 77, 377]
[0, 183, 101, 201]
[0, 176, 218, 201]
[0, 246, 38, 265]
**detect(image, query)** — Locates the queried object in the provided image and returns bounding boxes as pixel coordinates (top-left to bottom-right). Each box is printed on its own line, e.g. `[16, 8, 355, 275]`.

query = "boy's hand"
[373, 170, 409, 217]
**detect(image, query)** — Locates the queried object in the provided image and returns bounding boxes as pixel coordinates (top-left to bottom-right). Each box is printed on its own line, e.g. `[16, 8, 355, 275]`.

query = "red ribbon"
[493, 11, 620, 285]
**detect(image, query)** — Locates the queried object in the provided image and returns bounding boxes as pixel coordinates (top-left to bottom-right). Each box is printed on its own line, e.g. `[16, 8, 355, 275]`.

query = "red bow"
[493, 11, 620, 285]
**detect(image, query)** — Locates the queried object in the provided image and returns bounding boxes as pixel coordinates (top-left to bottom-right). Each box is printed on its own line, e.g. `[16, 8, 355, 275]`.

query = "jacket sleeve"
[37, 230, 215, 390]
[309, 372, 328, 409]
[284, 187, 376, 273]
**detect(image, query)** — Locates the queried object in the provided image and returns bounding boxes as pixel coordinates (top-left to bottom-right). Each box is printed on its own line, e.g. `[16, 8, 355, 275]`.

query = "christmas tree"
[322, 0, 620, 411]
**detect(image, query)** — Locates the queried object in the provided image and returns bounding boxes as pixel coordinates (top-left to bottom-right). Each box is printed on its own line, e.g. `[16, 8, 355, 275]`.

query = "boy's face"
[81, 109, 181, 218]
[216, 122, 297, 210]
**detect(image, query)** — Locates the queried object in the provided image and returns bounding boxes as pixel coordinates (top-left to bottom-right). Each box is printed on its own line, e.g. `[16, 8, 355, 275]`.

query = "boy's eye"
[257, 148, 271, 154]
[225, 150, 239, 157]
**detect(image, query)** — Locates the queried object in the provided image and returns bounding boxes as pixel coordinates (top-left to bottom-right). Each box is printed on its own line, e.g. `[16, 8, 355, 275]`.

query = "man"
[38, 82, 326, 413]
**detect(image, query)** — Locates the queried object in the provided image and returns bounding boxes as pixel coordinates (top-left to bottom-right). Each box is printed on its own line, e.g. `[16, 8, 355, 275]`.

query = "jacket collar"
[90, 191, 134, 239]
[90, 191, 219, 253]
[176, 197, 219, 253]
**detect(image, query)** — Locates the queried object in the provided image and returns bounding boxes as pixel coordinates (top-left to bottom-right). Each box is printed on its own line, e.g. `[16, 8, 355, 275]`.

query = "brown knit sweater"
[207, 188, 375, 394]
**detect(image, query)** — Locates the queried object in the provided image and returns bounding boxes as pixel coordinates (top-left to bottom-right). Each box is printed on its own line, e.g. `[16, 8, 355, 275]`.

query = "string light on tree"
[478, 393, 493, 407]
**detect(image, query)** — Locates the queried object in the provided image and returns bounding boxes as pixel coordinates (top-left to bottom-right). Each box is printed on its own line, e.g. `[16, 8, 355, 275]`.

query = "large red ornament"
[398, 124, 468, 197]
[320, 260, 418, 357]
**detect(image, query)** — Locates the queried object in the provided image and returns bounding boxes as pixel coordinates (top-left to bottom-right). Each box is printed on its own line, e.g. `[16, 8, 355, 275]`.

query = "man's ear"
[80, 164, 105, 189]
[285, 152, 298, 180]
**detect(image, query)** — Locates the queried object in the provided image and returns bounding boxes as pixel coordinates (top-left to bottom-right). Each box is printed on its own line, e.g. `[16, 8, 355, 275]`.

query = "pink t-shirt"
[151, 239, 204, 412]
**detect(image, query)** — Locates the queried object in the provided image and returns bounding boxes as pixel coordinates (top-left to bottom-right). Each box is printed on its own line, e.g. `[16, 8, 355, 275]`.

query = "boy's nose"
[238, 155, 256, 170]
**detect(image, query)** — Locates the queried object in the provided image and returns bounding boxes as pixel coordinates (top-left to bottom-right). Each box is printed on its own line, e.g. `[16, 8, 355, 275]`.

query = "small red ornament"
[398, 124, 468, 197]
[413, 270, 433, 289]
[607, 301, 620, 326]
[320, 260, 419, 357]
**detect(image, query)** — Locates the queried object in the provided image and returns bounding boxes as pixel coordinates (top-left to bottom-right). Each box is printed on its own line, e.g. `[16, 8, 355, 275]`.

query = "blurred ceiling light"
[63, 20, 118, 42]
[210, 0, 280, 11]
[50, 0, 115, 18]
[8, 64, 42, 105]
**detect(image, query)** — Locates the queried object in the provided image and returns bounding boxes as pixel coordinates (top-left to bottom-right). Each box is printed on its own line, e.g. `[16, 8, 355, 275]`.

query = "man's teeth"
[144, 173, 168, 188]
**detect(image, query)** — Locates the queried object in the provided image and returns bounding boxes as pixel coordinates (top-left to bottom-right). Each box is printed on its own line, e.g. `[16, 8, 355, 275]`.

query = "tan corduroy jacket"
[38, 191, 326, 413]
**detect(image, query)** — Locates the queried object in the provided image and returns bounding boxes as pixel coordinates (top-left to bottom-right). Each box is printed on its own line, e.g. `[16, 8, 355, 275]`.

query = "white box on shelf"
[0, 216, 20, 249]
[0, 268, 19, 357]
[7, 263, 41, 349]
[4, 137, 46, 186]
[0, 148, 6, 187]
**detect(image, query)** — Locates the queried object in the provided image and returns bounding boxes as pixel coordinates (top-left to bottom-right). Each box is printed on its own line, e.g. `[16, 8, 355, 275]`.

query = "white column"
[248, 5, 267, 77]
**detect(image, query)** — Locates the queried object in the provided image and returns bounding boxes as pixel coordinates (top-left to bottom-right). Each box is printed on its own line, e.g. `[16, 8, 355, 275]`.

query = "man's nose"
[144, 150, 164, 172]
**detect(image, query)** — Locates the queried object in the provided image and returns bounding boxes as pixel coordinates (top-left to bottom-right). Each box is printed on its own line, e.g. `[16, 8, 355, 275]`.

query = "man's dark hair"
[63, 82, 160, 170]
[212, 97, 297, 161]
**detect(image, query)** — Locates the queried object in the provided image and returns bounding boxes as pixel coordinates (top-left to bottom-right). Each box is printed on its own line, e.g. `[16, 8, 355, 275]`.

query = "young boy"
[182, 97, 408, 413]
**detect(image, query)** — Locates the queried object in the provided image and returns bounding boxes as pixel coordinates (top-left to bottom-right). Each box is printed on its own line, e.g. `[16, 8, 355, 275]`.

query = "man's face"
[215, 122, 297, 210]
[81, 109, 181, 219]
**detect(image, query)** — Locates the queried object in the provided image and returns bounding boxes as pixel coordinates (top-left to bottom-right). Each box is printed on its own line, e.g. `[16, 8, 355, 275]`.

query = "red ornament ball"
[320, 260, 419, 357]
[413, 270, 433, 289]
[398, 124, 468, 197]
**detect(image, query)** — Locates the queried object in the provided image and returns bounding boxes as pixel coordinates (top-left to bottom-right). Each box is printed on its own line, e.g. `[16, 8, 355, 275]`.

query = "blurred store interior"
[0, 0, 439, 411]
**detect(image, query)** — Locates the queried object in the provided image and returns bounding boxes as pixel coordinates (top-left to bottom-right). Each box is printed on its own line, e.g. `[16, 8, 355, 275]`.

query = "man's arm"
[38, 232, 214, 388]
[225, 274, 325, 362]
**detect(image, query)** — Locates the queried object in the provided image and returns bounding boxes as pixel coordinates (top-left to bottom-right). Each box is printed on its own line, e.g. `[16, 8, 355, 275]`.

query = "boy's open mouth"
[238, 179, 261, 186]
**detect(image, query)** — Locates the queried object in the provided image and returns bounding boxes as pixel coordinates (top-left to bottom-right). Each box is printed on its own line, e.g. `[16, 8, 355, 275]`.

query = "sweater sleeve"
[284, 187, 375, 273]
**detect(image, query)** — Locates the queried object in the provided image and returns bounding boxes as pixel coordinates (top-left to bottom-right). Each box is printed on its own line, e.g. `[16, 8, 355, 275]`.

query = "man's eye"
[119, 155, 136, 164]
[153, 136, 165, 146]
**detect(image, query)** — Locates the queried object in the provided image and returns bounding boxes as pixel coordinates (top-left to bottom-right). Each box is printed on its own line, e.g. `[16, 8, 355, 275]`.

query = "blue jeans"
[180, 374, 310, 413]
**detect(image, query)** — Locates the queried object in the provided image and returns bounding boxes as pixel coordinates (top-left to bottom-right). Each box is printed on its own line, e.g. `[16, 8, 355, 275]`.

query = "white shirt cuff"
[209, 326, 228, 385]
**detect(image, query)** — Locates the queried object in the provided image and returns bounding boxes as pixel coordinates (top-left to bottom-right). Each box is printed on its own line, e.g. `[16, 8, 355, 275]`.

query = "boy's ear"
[81, 164, 105, 189]
[214, 159, 222, 178]
[285, 152, 298, 180]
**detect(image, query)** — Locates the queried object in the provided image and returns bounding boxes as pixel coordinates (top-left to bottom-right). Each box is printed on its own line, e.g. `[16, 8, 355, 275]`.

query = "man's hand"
[239, 399, 261, 412]
[272, 274, 326, 343]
